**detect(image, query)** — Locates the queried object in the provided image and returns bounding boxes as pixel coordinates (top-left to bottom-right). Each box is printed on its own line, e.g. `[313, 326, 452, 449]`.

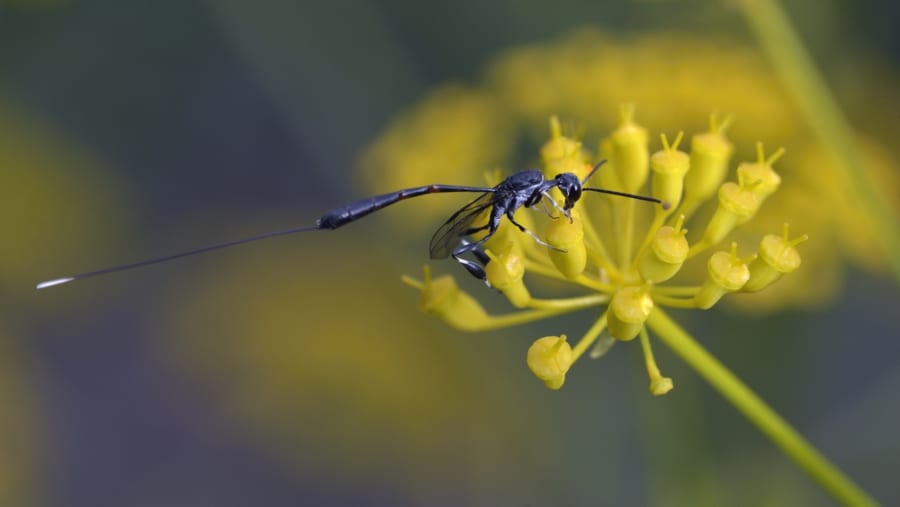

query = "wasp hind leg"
[451, 238, 492, 281]
[450, 222, 500, 283]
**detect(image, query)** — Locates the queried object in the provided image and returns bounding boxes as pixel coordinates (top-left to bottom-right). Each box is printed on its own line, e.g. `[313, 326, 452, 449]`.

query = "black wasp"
[36, 161, 663, 290]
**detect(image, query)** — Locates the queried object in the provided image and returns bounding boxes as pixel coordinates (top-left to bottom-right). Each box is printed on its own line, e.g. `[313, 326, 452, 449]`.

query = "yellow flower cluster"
[404, 111, 805, 393]
[361, 30, 900, 312]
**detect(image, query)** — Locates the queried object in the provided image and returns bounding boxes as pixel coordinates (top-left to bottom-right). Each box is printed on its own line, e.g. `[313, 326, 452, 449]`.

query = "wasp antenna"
[582, 160, 607, 185]
[583, 186, 663, 205]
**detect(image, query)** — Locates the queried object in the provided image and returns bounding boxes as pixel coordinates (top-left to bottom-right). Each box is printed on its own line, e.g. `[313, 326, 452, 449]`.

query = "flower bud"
[609, 104, 649, 193]
[744, 224, 808, 292]
[485, 242, 531, 308]
[697, 180, 760, 248]
[596, 137, 623, 190]
[650, 132, 690, 209]
[638, 328, 673, 396]
[650, 377, 674, 396]
[736, 142, 783, 205]
[638, 215, 689, 283]
[483, 211, 529, 256]
[694, 243, 753, 309]
[527, 335, 573, 390]
[608, 286, 654, 341]
[545, 212, 587, 279]
[408, 266, 493, 331]
[541, 116, 586, 177]
[685, 113, 734, 204]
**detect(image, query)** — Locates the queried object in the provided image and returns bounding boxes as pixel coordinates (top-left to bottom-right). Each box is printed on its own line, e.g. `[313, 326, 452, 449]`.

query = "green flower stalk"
[403, 111, 875, 506]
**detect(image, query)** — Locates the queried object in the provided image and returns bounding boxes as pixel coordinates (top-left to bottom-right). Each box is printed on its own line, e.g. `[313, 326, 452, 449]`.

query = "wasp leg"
[452, 240, 491, 281]
[507, 213, 567, 253]
[458, 238, 491, 265]
[540, 191, 572, 222]
[451, 217, 503, 282]
[533, 194, 560, 220]
[462, 223, 490, 236]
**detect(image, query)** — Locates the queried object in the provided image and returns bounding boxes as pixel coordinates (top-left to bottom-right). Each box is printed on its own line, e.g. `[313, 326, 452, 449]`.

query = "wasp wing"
[429, 192, 495, 259]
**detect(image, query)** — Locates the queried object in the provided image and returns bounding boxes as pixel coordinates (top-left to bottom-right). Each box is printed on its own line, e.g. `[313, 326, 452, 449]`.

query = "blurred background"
[2, 0, 899, 505]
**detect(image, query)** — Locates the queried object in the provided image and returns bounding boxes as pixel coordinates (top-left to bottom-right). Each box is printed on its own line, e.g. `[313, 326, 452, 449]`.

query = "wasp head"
[554, 173, 583, 210]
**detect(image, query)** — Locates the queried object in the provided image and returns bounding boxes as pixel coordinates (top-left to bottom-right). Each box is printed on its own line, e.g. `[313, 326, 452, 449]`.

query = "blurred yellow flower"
[0, 100, 127, 308]
[486, 30, 799, 142]
[160, 228, 563, 501]
[0, 100, 127, 506]
[357, 85, 513, 234]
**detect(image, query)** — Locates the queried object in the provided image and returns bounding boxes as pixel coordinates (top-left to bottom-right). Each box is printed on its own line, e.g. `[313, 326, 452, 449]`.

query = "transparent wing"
[429, 192, 494, 259]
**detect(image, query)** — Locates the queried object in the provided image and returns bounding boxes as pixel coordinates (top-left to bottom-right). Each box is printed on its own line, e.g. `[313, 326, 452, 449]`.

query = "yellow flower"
[729, 135, 898, 312]
[526, 335, 573, 390]
[404, 113, 803, 395]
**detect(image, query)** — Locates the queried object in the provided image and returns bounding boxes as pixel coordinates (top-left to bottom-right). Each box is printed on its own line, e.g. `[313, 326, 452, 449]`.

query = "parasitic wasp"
[36, 161, 664, 290]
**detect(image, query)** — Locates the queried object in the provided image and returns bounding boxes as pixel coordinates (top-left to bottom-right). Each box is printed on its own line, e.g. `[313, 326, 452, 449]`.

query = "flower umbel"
[404, 111, 802, 395]
[400, 112, 882, 506]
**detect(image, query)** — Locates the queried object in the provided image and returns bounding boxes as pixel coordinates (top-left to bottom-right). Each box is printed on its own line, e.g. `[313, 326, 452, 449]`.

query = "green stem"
[401, 275, 592, 331]
[579, 204, 619, 279]
[647, 307, 878, 507]
[472, 307, 578, 331]
[524, 260, 615, 292]
[571, 311, 608, 361]
[526, 293, 609, 310]
[617, 198, 636, 268]
[735, 0, 900, 284]
[651, 294, 697, 309]
[651, 285, 700, 297]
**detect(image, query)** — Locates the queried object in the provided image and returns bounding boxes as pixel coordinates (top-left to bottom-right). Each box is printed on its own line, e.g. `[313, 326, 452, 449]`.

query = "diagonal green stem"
[735, 0, 900, 284]
[647, 307, 878, 507]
